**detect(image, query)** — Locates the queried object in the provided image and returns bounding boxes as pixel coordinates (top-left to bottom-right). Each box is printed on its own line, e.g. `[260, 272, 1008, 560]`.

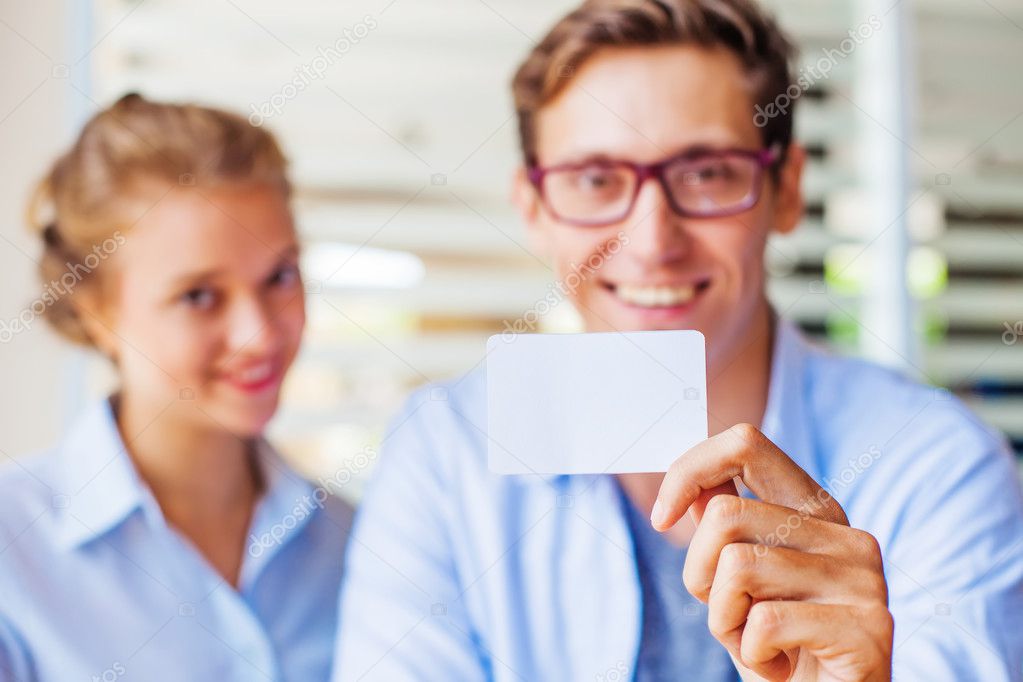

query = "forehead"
[535, 45, 761, 164]
[119, 185, 295, 278]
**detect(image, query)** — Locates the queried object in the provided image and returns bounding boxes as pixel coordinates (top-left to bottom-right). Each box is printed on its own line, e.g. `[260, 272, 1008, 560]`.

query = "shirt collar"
[54, 398, 317, 553]
[54, 398, 158, 550]
[249, 438, 318, 540]
[760, 316, 819, 477]
[239, 440, 319, 585]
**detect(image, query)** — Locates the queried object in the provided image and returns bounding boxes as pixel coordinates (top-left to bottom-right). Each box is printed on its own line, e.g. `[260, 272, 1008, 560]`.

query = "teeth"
[238, 363, 272, 383]
[615, 284, 696, 308]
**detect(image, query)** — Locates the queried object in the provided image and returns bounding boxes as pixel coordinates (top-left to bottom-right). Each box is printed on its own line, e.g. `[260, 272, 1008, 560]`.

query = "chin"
[202, 403, 278, 439]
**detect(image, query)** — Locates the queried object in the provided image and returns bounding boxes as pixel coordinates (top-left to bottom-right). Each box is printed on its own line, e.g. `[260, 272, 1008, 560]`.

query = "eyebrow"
[170, 268, 222, 290]
[550, 142, 746, 167]
[275, 244, 301, 260]
[168, 244, 300, 290]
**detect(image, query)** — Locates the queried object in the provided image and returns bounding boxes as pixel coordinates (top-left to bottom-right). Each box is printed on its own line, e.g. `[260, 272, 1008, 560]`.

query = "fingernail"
[650, 499, 665, 528]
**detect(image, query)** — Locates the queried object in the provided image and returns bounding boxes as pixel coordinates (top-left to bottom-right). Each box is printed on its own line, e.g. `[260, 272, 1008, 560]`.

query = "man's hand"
[651, 423, 893, 682]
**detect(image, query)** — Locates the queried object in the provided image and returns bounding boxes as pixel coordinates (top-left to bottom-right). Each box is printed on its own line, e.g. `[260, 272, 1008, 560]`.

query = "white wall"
[0, 0, 82, 457]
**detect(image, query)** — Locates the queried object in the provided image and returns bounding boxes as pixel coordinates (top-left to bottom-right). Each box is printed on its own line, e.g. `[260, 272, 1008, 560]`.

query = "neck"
[615, 299, 776, 547]
[705, 299, 776, 436]
[115, 394, 261, 521]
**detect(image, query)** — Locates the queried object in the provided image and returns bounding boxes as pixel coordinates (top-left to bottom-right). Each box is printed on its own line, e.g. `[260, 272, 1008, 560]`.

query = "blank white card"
[486, 330, 708, 475]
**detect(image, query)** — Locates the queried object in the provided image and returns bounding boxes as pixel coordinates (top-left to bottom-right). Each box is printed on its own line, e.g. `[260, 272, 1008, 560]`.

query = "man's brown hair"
[511, 0, 798, 165]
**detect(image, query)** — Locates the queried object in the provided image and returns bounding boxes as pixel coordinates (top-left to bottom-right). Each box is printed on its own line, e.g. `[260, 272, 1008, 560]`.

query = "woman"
[0, 93, 352, 681]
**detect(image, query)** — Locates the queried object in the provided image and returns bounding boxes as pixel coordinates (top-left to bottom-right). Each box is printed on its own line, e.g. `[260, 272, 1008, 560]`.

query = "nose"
[227, 294, 282, 358]
[623, 177, 691, 268]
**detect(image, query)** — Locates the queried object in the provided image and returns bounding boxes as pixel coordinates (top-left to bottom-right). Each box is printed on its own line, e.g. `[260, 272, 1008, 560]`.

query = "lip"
[219, 358, 285, 395]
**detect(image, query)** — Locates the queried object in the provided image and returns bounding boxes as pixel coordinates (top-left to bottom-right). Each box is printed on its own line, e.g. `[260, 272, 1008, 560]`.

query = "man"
[333, 1, 1023, 680]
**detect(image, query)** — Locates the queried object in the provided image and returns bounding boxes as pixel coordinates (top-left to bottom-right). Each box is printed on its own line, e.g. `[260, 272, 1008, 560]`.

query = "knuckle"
[707, 607, 732, 640]
[728, 422, 762, 447]
[703, 493, 744, 531]
[745, 601, 783, 639]
[848, 528, 884, 568]
[681, 561, 704, 598]
[717, 542, 756, 579]
[880, 609, 895, 642]
[806, 488, 849, 525]
[862, 603, 894, 642]
[861, 568, 890, 604]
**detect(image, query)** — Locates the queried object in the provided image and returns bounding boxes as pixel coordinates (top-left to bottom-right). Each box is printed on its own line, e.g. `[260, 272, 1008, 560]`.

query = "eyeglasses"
[526, 145, 782, 227]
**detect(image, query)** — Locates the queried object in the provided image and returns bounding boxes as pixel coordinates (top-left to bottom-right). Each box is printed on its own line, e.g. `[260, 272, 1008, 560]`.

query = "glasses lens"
[663, 154, 760, 216]
[542, 164, 637, 225]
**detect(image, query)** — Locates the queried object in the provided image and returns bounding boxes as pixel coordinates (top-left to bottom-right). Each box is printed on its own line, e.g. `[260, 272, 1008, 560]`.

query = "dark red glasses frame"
[526, 145, 783, 227]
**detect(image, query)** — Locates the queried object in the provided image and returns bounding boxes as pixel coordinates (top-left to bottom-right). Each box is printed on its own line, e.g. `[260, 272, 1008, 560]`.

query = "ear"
[770, 142, 806, 236]
[74, 288, 120, 362]
[511, 166, 550, 257]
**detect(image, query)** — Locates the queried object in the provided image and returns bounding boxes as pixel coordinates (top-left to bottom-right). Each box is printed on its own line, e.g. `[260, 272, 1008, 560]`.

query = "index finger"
[650, 423, 847, 531]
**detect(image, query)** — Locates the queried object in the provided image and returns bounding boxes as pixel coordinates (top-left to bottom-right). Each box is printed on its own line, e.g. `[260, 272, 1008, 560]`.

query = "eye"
[181, 286, 217, 310]
[693, 160, 735, 182]
[268, 263, 300, 288]
[575, 167, 624, 193]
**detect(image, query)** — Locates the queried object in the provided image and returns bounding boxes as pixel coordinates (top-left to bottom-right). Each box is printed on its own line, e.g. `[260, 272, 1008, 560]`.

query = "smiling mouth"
[222, 359, 283, 393]
[603, 280, 711, 308]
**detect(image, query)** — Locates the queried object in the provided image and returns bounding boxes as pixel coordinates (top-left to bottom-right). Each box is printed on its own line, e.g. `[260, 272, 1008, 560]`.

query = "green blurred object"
[823, 244, 864, 297]
[908, 246, 948, 299]
[918, 307, 949, 346]
[825, 310, 860, 346]
[824, 244, 948, 300]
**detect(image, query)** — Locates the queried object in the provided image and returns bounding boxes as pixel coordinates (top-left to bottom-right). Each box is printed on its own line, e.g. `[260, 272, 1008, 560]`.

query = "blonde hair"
[27, 92, 291, 346]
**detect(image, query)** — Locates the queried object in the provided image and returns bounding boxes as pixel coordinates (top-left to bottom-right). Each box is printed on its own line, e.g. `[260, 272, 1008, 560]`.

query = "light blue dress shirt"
[0, 398, 353, 681]
[333, 318, 1023, 681]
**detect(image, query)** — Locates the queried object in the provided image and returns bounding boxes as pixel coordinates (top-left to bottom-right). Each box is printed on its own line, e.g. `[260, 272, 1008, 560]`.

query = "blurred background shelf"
[93, 0, 1023, 471]
[2, 0, 1019, 487]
